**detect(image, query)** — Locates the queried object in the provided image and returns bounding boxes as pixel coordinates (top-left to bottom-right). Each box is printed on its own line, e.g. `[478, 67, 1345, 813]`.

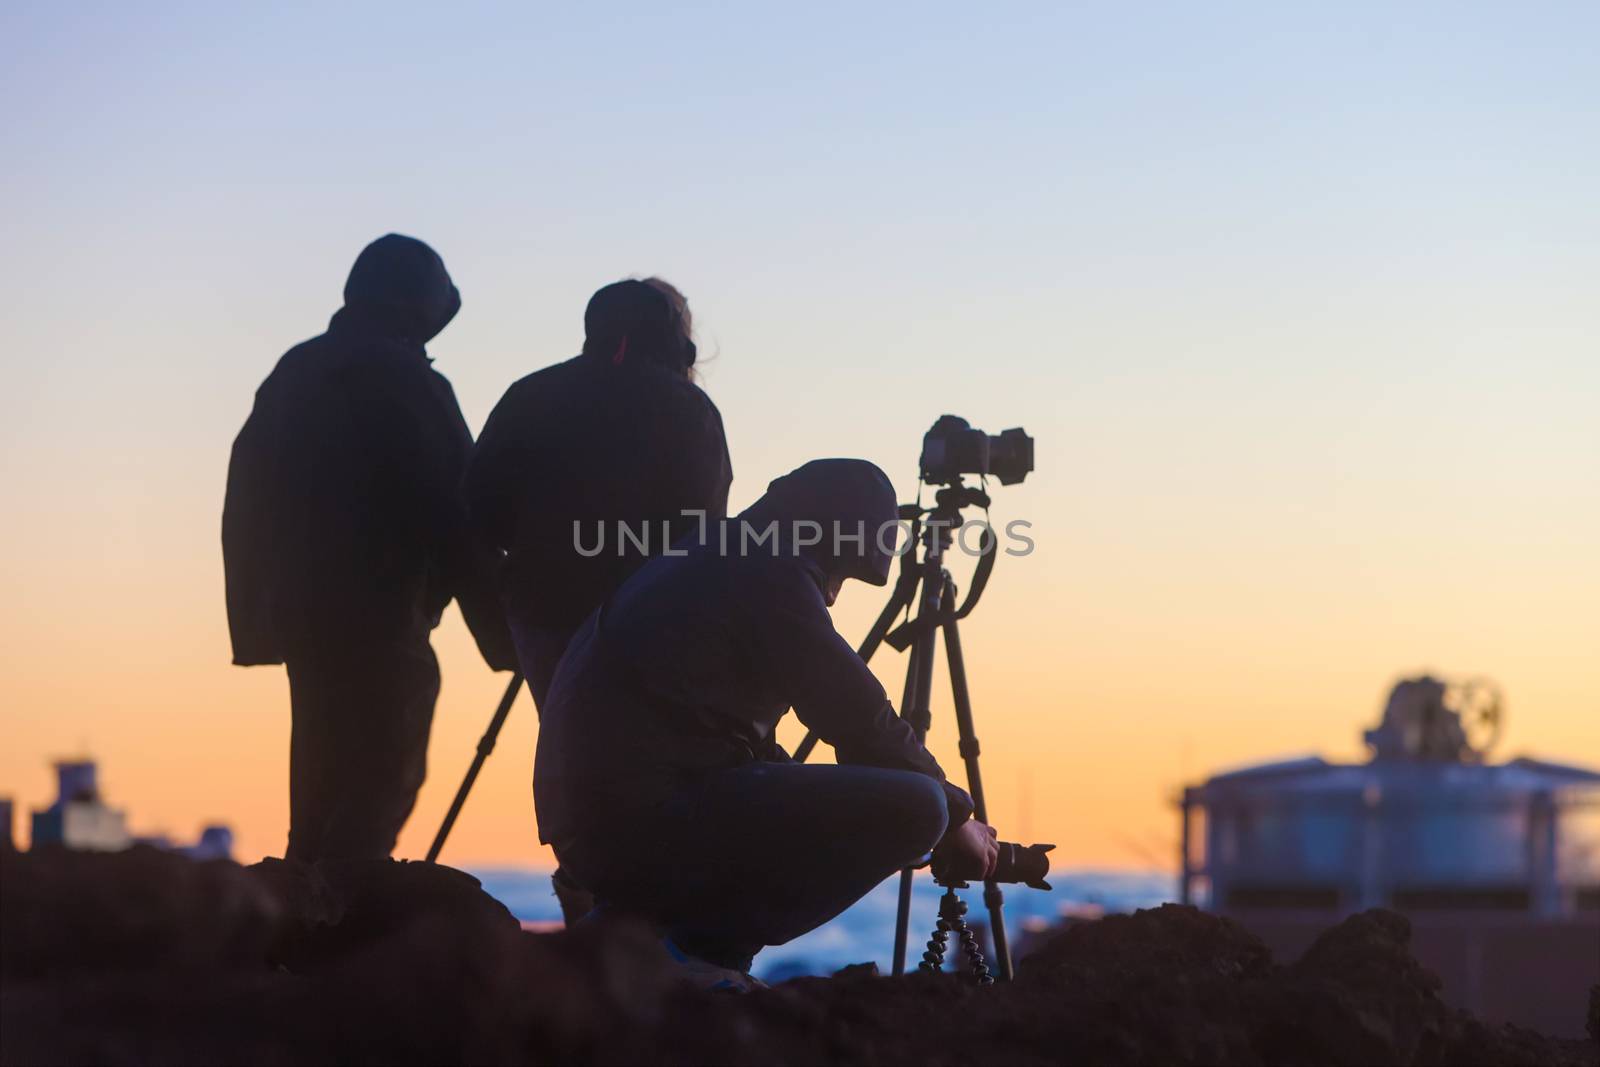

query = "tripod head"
[883, 482, 1000, 653]
[899, 483, 990, 537]
[923, 483, 991, 522]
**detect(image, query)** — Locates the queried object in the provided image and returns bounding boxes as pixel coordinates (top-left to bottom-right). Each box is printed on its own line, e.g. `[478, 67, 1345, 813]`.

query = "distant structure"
[30, 760, 131, 852]
[1, 796, 14, 851]
[1361, 675, 1495, 764]
[185, 825, 235, 861]
[1178, 674, 1600, 1036]
[26, 759, 233, 860]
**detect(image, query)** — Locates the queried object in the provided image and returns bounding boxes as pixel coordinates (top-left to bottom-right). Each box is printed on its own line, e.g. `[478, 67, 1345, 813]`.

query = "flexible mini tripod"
[920, 881, 994, 984]
[793, 482, 1013, 980]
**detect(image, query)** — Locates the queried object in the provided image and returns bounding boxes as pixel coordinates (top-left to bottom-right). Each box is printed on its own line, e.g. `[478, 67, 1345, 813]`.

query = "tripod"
[426, 673, 523, 864]
[793, 482, 1013, 980]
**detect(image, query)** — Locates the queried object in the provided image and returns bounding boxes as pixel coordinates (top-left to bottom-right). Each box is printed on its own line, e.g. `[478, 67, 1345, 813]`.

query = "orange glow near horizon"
[3, 451, 1596, 872]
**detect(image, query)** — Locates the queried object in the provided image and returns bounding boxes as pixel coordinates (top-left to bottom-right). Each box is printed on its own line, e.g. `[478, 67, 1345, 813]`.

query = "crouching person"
[533, 459, 997, 987]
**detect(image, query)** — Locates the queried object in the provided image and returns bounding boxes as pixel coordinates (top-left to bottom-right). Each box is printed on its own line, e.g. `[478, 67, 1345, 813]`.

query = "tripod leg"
[893, 571, 944, 975]
[891, 866, 916, 976]
[890, 637, 925, 975]
[941, 607, 1014, 980]
[425, 673, 523, 864]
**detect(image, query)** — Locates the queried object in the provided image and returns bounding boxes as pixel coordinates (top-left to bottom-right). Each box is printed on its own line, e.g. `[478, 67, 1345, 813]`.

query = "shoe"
[661, 938, 768, 993]
[552, 867, 597, 928]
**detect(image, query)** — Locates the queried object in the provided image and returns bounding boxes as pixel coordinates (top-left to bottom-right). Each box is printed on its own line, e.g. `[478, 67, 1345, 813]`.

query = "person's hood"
[737, 458, 899, 586]
[340, 234, 461, 344]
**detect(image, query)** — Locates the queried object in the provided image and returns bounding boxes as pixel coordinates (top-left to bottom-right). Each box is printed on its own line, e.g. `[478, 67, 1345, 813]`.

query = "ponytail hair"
[581, 277, 697, 376]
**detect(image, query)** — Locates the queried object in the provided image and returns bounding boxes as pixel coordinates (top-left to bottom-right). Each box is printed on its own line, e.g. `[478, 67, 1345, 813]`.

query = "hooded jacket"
[464, 346, 732, 634]
[737, 459, 898, 587]
[222, 234, 514, 668]
[533, 459, 974, 852]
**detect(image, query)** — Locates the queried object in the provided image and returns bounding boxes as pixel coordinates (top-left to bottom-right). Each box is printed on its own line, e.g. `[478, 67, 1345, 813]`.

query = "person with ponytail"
[465, 278, 732, 918]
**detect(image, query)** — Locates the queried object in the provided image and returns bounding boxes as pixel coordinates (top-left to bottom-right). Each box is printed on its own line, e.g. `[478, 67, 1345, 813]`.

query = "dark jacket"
[222, 235, 514, 668]
[464, 354, 732, 634]
[533, 459, 974, 852]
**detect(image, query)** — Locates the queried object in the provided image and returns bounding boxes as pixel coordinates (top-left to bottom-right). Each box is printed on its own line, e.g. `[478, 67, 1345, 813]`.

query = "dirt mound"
[248, 855, 519, 971]
[2, 849, 1594, 1066]
[1, 845, 283, 979]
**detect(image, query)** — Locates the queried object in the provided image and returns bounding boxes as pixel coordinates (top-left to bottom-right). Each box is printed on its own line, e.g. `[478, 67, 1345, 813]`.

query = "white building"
[30, 760, 131, 852]
[1178, 676, 1600, 1037]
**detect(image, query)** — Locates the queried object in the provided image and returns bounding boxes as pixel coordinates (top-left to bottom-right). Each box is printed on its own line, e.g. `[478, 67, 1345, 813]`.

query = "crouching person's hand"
[931, 819, 999, 883]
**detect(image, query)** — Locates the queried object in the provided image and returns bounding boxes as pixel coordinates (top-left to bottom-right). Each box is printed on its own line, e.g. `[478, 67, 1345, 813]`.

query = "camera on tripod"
[793, 412, 1047, 981]
[919, 415, 1034, 486]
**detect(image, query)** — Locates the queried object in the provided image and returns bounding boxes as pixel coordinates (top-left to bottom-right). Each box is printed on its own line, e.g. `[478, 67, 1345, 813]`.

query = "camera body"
[932, 840, 1054, 890]
[919, 415, 1034, 486]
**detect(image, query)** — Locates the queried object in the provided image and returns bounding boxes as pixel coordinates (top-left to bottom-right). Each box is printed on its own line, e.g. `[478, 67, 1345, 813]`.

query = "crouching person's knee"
[889, 774, 949, 865]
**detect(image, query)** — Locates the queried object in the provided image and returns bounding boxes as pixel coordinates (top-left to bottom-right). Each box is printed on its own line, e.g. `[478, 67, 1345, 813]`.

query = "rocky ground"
[2, 846, 1596, 1066]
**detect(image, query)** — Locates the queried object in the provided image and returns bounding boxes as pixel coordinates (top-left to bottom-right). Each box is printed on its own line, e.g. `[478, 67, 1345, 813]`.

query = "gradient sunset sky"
[2, 2, 1596, 869]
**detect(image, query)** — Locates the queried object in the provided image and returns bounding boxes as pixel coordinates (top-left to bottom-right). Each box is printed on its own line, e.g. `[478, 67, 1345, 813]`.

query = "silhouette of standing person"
[465, 278, 732, 920]
[223, 234, 516, 864]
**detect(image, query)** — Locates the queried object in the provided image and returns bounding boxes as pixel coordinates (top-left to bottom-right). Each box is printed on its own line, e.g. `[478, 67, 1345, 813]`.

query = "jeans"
[557, 761, 950, 970]
[509, 619, 576, 710]
[511, 618, 592, 921]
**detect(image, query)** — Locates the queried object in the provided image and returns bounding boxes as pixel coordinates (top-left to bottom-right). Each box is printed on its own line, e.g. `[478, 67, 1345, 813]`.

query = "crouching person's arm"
[756, 563, 985, 849]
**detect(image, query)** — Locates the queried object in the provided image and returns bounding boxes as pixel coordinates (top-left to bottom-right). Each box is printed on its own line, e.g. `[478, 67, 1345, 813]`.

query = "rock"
[1024, 902, 1273, 984]
[245, 857, 518, 972]
[1276, 908, 1452, 1065]
[246, 856, 344, 964]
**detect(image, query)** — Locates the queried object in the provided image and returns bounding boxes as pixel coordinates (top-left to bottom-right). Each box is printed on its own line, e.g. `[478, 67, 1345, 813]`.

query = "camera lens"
[991, 841, 1053, 889]
[987, 428, 1034, 486]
